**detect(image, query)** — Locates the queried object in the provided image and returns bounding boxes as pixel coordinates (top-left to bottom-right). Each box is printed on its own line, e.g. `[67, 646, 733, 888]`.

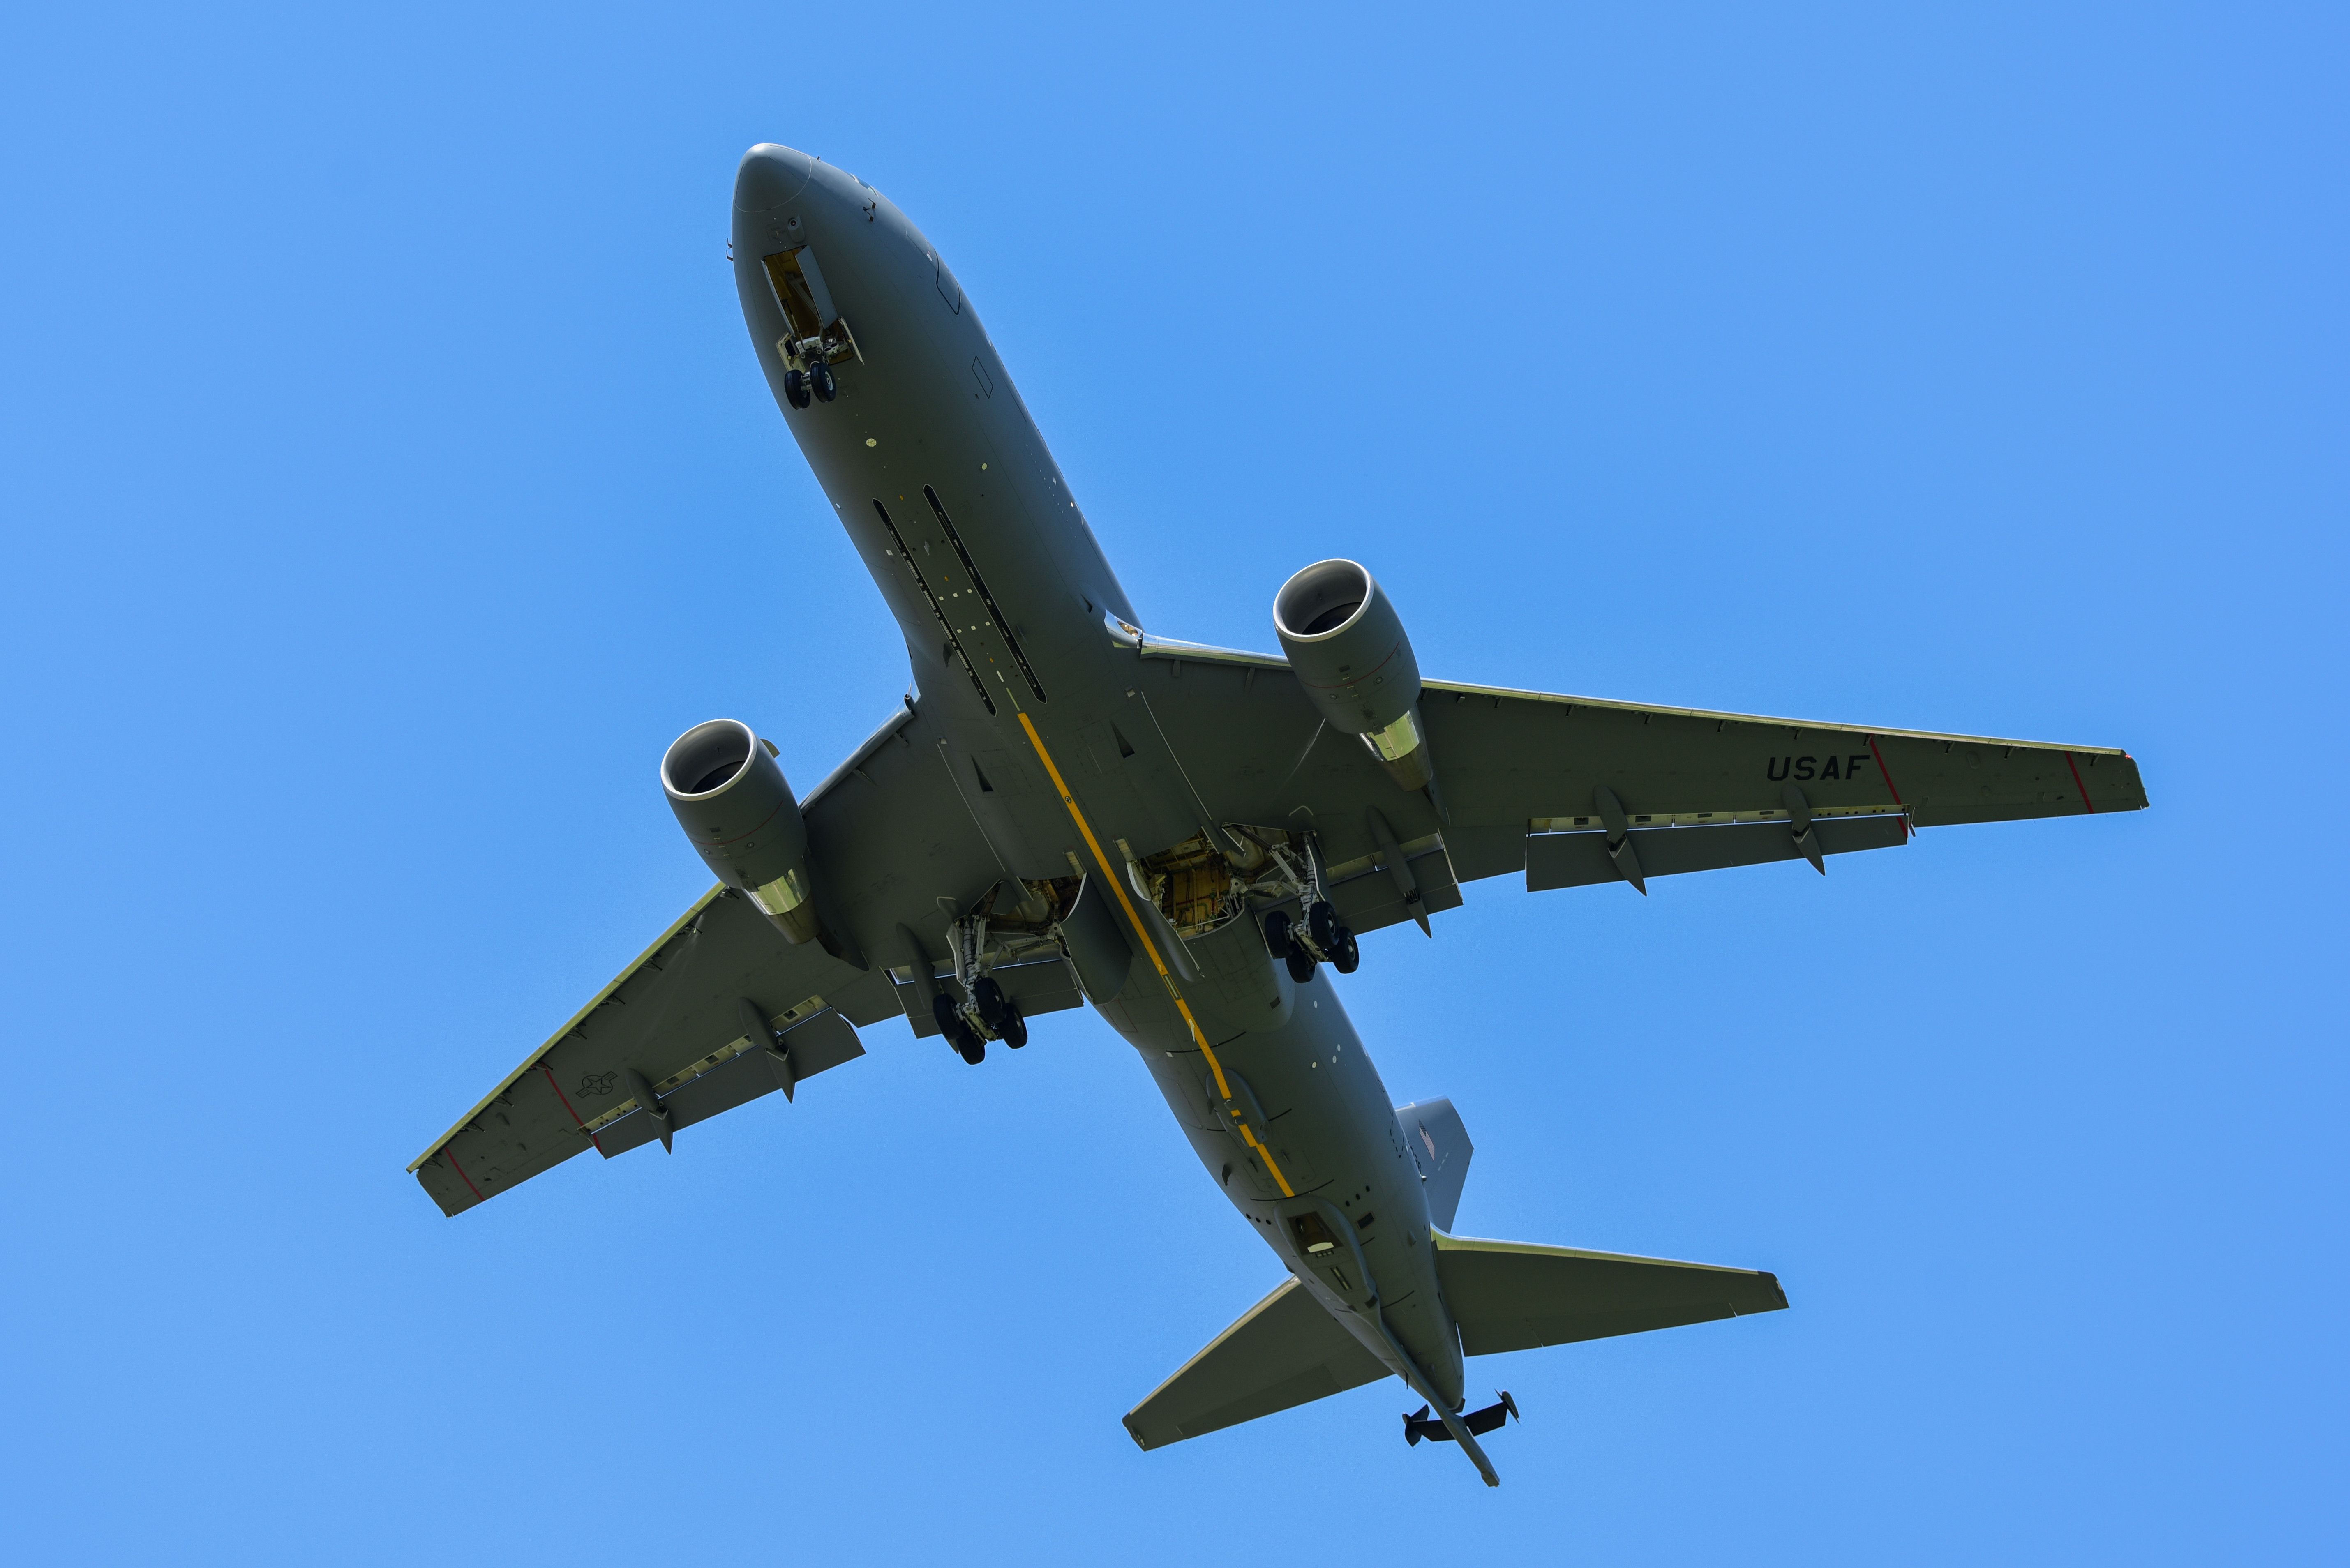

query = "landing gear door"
[794, 248, 840, 326]
[762, 248, 860, 368]
[762, 247, 831, 334]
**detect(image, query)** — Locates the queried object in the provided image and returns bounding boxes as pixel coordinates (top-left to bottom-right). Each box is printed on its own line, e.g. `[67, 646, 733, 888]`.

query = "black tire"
[810, 360, 838, 402]
[1307, 899, 1338, 953]
[1285, 945, 1318, 985]
[1332, 928, 1360, 975]
[1002, 1006, 1028, 1048]
[974, 975, 1008, 1029]
[956, 1026, 986, 1065]
[1262, 909, 1295, 959]
[784, 368, 810, 409]
[931, 992, 960, 1037]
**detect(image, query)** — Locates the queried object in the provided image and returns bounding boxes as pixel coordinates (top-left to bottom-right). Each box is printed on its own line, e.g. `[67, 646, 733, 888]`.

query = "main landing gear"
[1263, 900, 1358, 983]
[973, 975, 1029, 1048]
[930, 907, 1039, 1065]
[934, 980, 1025, 1065]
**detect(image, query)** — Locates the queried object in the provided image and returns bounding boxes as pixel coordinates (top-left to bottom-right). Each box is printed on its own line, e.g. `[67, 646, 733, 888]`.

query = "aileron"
[407, 885, 727, 1179]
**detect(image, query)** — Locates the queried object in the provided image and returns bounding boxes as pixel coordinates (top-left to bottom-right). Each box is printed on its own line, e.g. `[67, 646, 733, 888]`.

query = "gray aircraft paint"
[408, 142, 2148, 1488]
[730, 141, 1475, 1427]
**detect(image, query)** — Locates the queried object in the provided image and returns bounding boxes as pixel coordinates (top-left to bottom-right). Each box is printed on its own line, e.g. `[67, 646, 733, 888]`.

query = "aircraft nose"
[736, 143, 815, 212]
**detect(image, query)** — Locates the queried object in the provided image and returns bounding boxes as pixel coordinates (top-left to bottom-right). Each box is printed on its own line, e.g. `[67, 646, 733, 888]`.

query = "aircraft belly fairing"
[410, 142, 2147, 1487]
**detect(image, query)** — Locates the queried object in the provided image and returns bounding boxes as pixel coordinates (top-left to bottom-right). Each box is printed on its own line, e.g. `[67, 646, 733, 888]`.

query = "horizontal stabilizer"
[1434, 1231, 1787, 1356]
[1124, 1277, 1390, 1450]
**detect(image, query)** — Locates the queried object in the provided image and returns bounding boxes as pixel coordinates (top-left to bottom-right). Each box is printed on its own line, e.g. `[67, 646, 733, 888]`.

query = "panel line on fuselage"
[869, 498, 995, 714]
[923, 484, 1047, 704]
[1015, 711, 1297, 1198]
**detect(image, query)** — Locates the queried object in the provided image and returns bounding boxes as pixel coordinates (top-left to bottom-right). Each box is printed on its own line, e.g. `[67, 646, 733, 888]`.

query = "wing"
[1432, 1231, 1788, 1356]
[409, 701, 1071, 1216]
[1122, 1277, 1392, 1450]
[408, 884, 876, 1216]
[1118, 626, 2147, 932]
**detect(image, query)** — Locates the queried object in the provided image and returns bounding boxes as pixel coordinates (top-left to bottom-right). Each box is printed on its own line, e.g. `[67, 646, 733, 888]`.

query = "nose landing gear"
[777, 326, 854, 410]
[781, 354, 836, 407]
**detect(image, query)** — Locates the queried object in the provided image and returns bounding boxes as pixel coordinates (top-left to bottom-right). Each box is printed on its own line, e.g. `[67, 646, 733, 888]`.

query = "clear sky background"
[3, 5, 2343, 1563]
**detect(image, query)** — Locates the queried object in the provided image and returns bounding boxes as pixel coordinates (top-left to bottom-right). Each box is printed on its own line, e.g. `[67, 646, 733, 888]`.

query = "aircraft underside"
[407, 142, 2148, 1488]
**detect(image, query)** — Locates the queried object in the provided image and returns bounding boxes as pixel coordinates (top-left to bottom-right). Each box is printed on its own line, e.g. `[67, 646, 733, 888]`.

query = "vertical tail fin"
[1396, 1098, 1473, 1230]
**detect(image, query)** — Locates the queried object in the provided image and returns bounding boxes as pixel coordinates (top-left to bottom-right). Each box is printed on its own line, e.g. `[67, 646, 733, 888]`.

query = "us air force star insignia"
[578, 1071, 618, 1097]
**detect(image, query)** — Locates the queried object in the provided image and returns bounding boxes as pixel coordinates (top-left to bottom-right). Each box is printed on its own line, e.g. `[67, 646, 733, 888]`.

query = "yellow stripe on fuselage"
[1016, 711, 1295, 1198]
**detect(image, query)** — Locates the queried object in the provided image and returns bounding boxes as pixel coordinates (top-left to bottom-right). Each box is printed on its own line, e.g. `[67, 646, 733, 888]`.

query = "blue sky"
[3, 5, 2343, 1563]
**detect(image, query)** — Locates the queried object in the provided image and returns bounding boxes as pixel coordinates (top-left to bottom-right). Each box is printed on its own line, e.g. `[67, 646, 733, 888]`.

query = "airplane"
[408, 143, 2149, 1487]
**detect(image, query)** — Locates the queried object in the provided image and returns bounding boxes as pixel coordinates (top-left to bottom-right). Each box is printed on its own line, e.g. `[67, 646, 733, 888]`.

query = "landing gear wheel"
[953, 1022, 986, 1064]
[1001, 1005, 1028, 1048]
[1332, 928, 1360, 974]
[1284, 945, 1318, 985]
[1262, 910, 1295, 960]
[931, 992, 960, 1037]
[973, 976, 1009, 1030]
[1307, 899, 1339, 954]
[783, 368, 810, 409]
[809, 360, 838, 402]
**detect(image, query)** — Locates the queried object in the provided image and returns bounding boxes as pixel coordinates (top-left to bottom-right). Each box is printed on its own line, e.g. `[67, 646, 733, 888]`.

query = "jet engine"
[661, 718, 821, 944]
[1272, 559, 1433, 792]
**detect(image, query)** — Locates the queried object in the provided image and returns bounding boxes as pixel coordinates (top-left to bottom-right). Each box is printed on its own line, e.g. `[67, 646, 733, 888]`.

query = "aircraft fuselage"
[727, 145, 1469, 1415]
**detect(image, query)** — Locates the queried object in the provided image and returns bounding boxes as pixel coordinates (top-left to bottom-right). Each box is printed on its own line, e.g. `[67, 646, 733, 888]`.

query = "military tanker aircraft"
[410, 144, 2147, 1485]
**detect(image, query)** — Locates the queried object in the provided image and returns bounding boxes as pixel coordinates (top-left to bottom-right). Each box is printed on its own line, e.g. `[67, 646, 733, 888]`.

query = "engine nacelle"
[1273, 559, 1433, 791]
[661, 718, 821, 944]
